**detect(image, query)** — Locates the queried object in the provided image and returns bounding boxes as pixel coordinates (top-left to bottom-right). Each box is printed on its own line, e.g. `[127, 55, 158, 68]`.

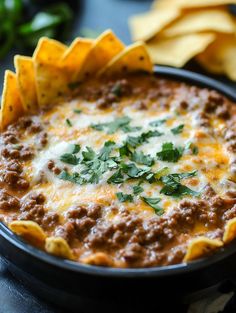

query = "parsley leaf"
[131, 151, 154, 166]
[156, 142, 183, 162]
[149, 118, 167, 127]
[60, 153, 79, 165]
[116, 192, 133, 202]
[142, 197, 164, 216]
[133, 185, 144, 195]
[171, 124, 184, 135]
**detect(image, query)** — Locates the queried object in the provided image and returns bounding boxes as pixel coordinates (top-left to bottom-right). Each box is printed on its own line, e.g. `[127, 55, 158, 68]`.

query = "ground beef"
[18, 193, 59, 230]
[0, 191, 20, 211]
[2, 170, 29, 190]
[1, 144, 34, 161]
[47, 160, 61, 175]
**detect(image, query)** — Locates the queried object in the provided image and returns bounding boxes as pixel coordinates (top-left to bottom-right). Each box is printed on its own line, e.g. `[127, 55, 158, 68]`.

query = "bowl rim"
[1, 65, 236, 278]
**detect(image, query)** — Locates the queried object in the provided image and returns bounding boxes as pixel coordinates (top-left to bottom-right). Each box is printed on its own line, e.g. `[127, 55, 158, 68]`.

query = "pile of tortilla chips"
[129, 0, 236, 80]
[1, 30, 152, 130]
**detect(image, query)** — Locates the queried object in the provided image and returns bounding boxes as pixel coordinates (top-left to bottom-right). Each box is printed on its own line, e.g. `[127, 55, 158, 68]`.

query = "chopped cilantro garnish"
[185, 142, 199, 155]
[116, 192, 134, 203]
[121, 163, 150, 179]
[125, 130, 163, 149]
[192, 146, 199, 155]
[70, 144, 81, 154]
[91, 116, 134, 134]
[149, 118, 167, 127]
[160, 171, 200, 197]
[131, 151, 154, 166]
[66, 118, 72, 127]
[98, 141, 115, 161]
[133, 185, 144, 195]
[60, 153, 79, 165]
[156, 142, 183, 162]
[73, 109, 82, 114]
[58, 171, 86, 185]
[171, 124, 184, 135]
[107, 169, 124, 184]
[111, 82, 122, 97]
[82, 146, 96, 161]
[154, 167, 169, 180]
[119, 143, 132, 157]
[141, 197, 164, 216]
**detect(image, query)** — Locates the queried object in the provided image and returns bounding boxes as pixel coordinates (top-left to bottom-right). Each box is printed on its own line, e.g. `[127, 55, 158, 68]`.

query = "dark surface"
[0, 1, 235, 313]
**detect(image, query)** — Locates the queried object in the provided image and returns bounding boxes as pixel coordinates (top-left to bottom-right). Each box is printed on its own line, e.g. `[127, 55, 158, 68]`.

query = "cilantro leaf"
[73, 109, 82, 114]
[131, 151, 154, 166]
[160, 171, 200, 197]
[91, 116, 132, 134]
[171, 124, 184, 135]
[107, 169, 124, 184]
[142, 197, 164, 216]
[116, 192, 133, 203]
[149, 118, 167, 127]
[66, 118, 72, 127]
[60, 153, 79, 165]
[98, 141, 115, 161]
[70, 144, 81, 154]
[185, 142, 199, 155]
[121, 163, 150, 179]
[58, 171, 86, 185]
[156, 142, 183, 162]
[82, 147, 96, 161]
[133, 185, 144, 195]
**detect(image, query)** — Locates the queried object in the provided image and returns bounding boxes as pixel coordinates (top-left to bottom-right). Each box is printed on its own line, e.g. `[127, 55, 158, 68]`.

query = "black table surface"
[0, 0, 235, 312]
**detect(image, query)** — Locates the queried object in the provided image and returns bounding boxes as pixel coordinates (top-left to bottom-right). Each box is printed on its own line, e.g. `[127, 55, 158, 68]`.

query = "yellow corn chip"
[184, 237, 223, 262]
[162, 9, 235, 37]
[153, 0, 236, 9]
[99, 42, 153, 77]
[81, 252, 113, 266]
[76, 29, 125, 82]
[14, 55, 38, 112]
[129, 7, 180, 42]
[197, 34, 236, 80]
[147, 33, 216, 67]
[9, 220, 46, 243]
[1, 70, 24, 130]
[33, 37, 69, 107]
[61, 38, 93, 79]
[223, 217, 236, 243]
[45, 237, 74, 260]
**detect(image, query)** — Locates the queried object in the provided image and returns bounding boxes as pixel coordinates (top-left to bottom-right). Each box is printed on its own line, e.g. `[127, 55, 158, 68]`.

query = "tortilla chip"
[33, 37, 70, 107]
[223, 218, 236, 243]
[129, 7, 180, 42]
[99, 42, 153, 77]
[1, 70, 24, 130]
[152, 0, 236, 9]
[147, 33, 216, 67]
[61, 38, 93, 79]
[81, 252, 113, 266]
[14, 55, 38, 112]
[184, 237, 223, 262]
[45, 237, 74, 260]
[161, 9, 235, 37]
[76, 29, 125, 82]
[197, 34, 236, 80]
[9, 221, 46, 243]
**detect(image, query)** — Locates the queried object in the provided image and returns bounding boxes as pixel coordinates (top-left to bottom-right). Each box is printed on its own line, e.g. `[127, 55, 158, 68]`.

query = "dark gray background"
[0, 0, 235, 312]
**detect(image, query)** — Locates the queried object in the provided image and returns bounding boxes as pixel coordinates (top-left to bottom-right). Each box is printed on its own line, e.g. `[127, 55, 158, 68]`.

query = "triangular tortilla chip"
[1, 70, 24, 130]
[129, 7, 180, 41]
[9, 220, 46, 243]
[76, 29, 125, 82]
[223, 217, 236, 243]
[197, 34, 236, 80]
[99, 42, 153, 77]
[45, 236, 74, 260]
[147, 33, 216, 67]
[184, 237, 223, 262]
[162, 8, 235, 37]
[61, 37, 93, 80]
[153, 0, 236, 9]
[14, 55, 38, 112]
[33, 37, 70, 107]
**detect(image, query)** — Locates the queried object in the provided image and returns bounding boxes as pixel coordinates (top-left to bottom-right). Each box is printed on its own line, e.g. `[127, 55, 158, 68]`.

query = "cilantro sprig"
[156, 142, 184, 162]
[91, 116, 141, 134]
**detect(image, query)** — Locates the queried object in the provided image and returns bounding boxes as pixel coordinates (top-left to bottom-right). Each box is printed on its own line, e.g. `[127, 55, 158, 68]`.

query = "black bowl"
[0, 66, 236, 313]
